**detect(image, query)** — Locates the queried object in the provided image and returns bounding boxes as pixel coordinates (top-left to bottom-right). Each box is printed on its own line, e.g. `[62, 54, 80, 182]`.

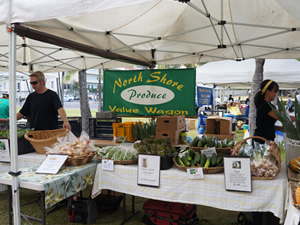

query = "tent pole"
[8, 25, 21, 225]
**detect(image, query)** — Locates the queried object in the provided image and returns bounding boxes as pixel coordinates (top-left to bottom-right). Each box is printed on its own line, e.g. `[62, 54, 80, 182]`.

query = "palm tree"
[249, 59, 265, 136]
[78, 70, 92, 133]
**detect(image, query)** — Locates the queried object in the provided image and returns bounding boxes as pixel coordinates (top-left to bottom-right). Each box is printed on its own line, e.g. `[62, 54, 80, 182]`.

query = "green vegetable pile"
[0, 128, 34, 139]
[97, 146, 137, 161]
[132, 120, 156, 140]
[190, 135, 234, 148]
[133, 136, 176, 157]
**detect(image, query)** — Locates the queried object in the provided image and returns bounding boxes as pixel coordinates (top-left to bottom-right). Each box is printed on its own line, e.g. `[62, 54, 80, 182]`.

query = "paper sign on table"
[36, 154, 68, 174]
[102, 159, 114, 171]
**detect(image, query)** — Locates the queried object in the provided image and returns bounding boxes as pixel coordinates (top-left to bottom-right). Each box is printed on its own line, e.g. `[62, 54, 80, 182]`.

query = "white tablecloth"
[284, 186, 300, 225]
[0, 152, 46, 192]
[92, 163, 288, 223]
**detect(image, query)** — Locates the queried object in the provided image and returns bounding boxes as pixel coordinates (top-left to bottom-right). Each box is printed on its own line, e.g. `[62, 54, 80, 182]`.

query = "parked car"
[64, 96, 74, 102]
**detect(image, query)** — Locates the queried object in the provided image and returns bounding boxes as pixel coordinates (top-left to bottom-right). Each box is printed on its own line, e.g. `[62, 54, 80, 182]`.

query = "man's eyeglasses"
[30, 81, 39, 85]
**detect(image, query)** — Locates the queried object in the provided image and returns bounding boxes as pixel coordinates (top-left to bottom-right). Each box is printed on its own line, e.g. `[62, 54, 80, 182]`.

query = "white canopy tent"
[196, 59, 300, 89]
[1, 0, 300, 224]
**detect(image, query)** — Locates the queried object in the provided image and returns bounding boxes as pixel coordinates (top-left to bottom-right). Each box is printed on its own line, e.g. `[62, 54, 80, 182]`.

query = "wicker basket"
[287, 166, 300, 182]
[24, 128, 69, 154]
[64, 151, 96, 166]
[289, 181, 300, 210]
[172, 157, 224, 174]
[188, 145, 231, 156]
[96, 155, 138, 165]
[232, 136, 281, 180]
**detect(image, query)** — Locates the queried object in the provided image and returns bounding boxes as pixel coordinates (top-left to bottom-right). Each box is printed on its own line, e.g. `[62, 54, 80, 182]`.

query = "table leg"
[41, 191, 46, 225]
[119, 193, 140, 225]
[8, 185, 12, 225]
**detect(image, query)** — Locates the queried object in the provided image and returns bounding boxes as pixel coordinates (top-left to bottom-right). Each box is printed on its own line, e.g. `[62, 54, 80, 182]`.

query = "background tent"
[2, 1, 300, 71]
[196, 59, 300, 89]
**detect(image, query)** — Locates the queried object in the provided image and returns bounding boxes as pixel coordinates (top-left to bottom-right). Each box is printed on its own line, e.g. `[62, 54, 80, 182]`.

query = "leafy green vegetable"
[269, 98, 299, 140]
[0, 128, 34, 139]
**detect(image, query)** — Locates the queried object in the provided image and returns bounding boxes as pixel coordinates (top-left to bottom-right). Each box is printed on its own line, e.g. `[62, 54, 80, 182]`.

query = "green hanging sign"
[103, 68, 196, 116]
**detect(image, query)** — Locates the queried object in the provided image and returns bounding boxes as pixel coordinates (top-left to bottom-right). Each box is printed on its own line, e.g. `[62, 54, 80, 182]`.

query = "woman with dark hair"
[253, 79, 280, 144]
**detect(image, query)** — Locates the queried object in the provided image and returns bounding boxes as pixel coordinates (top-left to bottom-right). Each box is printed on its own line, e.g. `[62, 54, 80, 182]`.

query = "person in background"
[285, 93, 294, 113]
[296, 91, 300, 103]
[245, 92, 251, 118]
[0, 93, 9, 129]
[228, 94, 234, 102]
[0, 71, 71, 131]
[237, 96, 241, 103]
[226, 101, 248, 129]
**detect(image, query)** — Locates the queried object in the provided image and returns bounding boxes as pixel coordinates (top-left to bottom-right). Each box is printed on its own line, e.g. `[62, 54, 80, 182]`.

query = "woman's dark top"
[253, 100, 277, 143]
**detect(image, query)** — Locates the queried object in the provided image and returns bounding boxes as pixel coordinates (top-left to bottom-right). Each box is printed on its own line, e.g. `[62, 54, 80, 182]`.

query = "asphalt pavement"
[63, 100, 99, 110]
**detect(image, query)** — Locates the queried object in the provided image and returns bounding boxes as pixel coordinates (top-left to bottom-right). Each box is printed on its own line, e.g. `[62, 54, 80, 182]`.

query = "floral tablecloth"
[0, 161, 97, 208]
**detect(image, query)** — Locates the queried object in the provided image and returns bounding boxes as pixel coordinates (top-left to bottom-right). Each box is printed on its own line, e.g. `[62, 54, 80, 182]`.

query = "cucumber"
[190, 159, 195, 168]
[202, 135, 207, 145]
[211, 136, 215, 147]
[211, 153, 217, 166]
[197, 139, 204, 147]
[204, 157, 211, 168]
[175, 153, 185, 166]
[199, 154, 206, 167]
[222, 138, 228, 148]
[217, 141, 223, 148]
[185, 152, 192, 161]
[181, 155, 190, 166]
[193, 152, 201, 164]
[216, 156, 223, 165]
[227, 140, 234, 147]
[216, 161, 224, 167]
[188, 149, 195, 159]
[207, 137, 212, 147]
[191, 136, 200, 147]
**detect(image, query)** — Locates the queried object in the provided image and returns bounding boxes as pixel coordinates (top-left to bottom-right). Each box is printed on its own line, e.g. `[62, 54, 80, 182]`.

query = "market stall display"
[232, 136, 281, 180]
[45, 131, 97, 166]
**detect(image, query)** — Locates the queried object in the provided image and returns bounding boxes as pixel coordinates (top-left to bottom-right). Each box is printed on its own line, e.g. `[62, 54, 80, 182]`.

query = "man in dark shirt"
[0, 71, 71, 131]
[228, 94, 234, 102]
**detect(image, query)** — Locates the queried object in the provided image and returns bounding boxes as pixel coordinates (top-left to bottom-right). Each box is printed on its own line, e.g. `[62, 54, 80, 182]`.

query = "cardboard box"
[156, 115, 185, 130]
[186, 119, 196, 130]
[156, 128, 185, 145]
[206, 116, 232, 135]
[205, 132, 236, 141]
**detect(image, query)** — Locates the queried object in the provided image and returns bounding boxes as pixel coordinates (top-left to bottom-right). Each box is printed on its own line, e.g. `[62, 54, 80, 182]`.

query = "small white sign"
[0, 139, 10, 162]
[36, 154, 68, 174]
[137, 154, 160, 187]
[201, 147, 217, 157]
[102, 159, 114, 171]
[224, 156, 252, 193]
[187, 168, 204, 179]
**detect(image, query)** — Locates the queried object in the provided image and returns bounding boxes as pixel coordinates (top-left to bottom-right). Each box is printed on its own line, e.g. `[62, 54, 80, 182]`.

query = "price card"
[102, 159, 114, 171]
[187, 168, 204, 179]
[36, 154, 68, 174]
[201, 147, 217, 157]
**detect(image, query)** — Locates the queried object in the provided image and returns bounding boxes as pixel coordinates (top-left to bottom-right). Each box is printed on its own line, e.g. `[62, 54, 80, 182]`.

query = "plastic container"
[113, 122, 143, 141]
[160, 154, 174, 170]
[243, 124, 249, 134]
[284, 137, 300, 166]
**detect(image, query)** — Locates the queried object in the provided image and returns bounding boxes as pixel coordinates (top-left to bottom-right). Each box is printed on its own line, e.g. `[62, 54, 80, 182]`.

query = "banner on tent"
[197, 86, 213, 107]
[103, 69, 196, 116]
